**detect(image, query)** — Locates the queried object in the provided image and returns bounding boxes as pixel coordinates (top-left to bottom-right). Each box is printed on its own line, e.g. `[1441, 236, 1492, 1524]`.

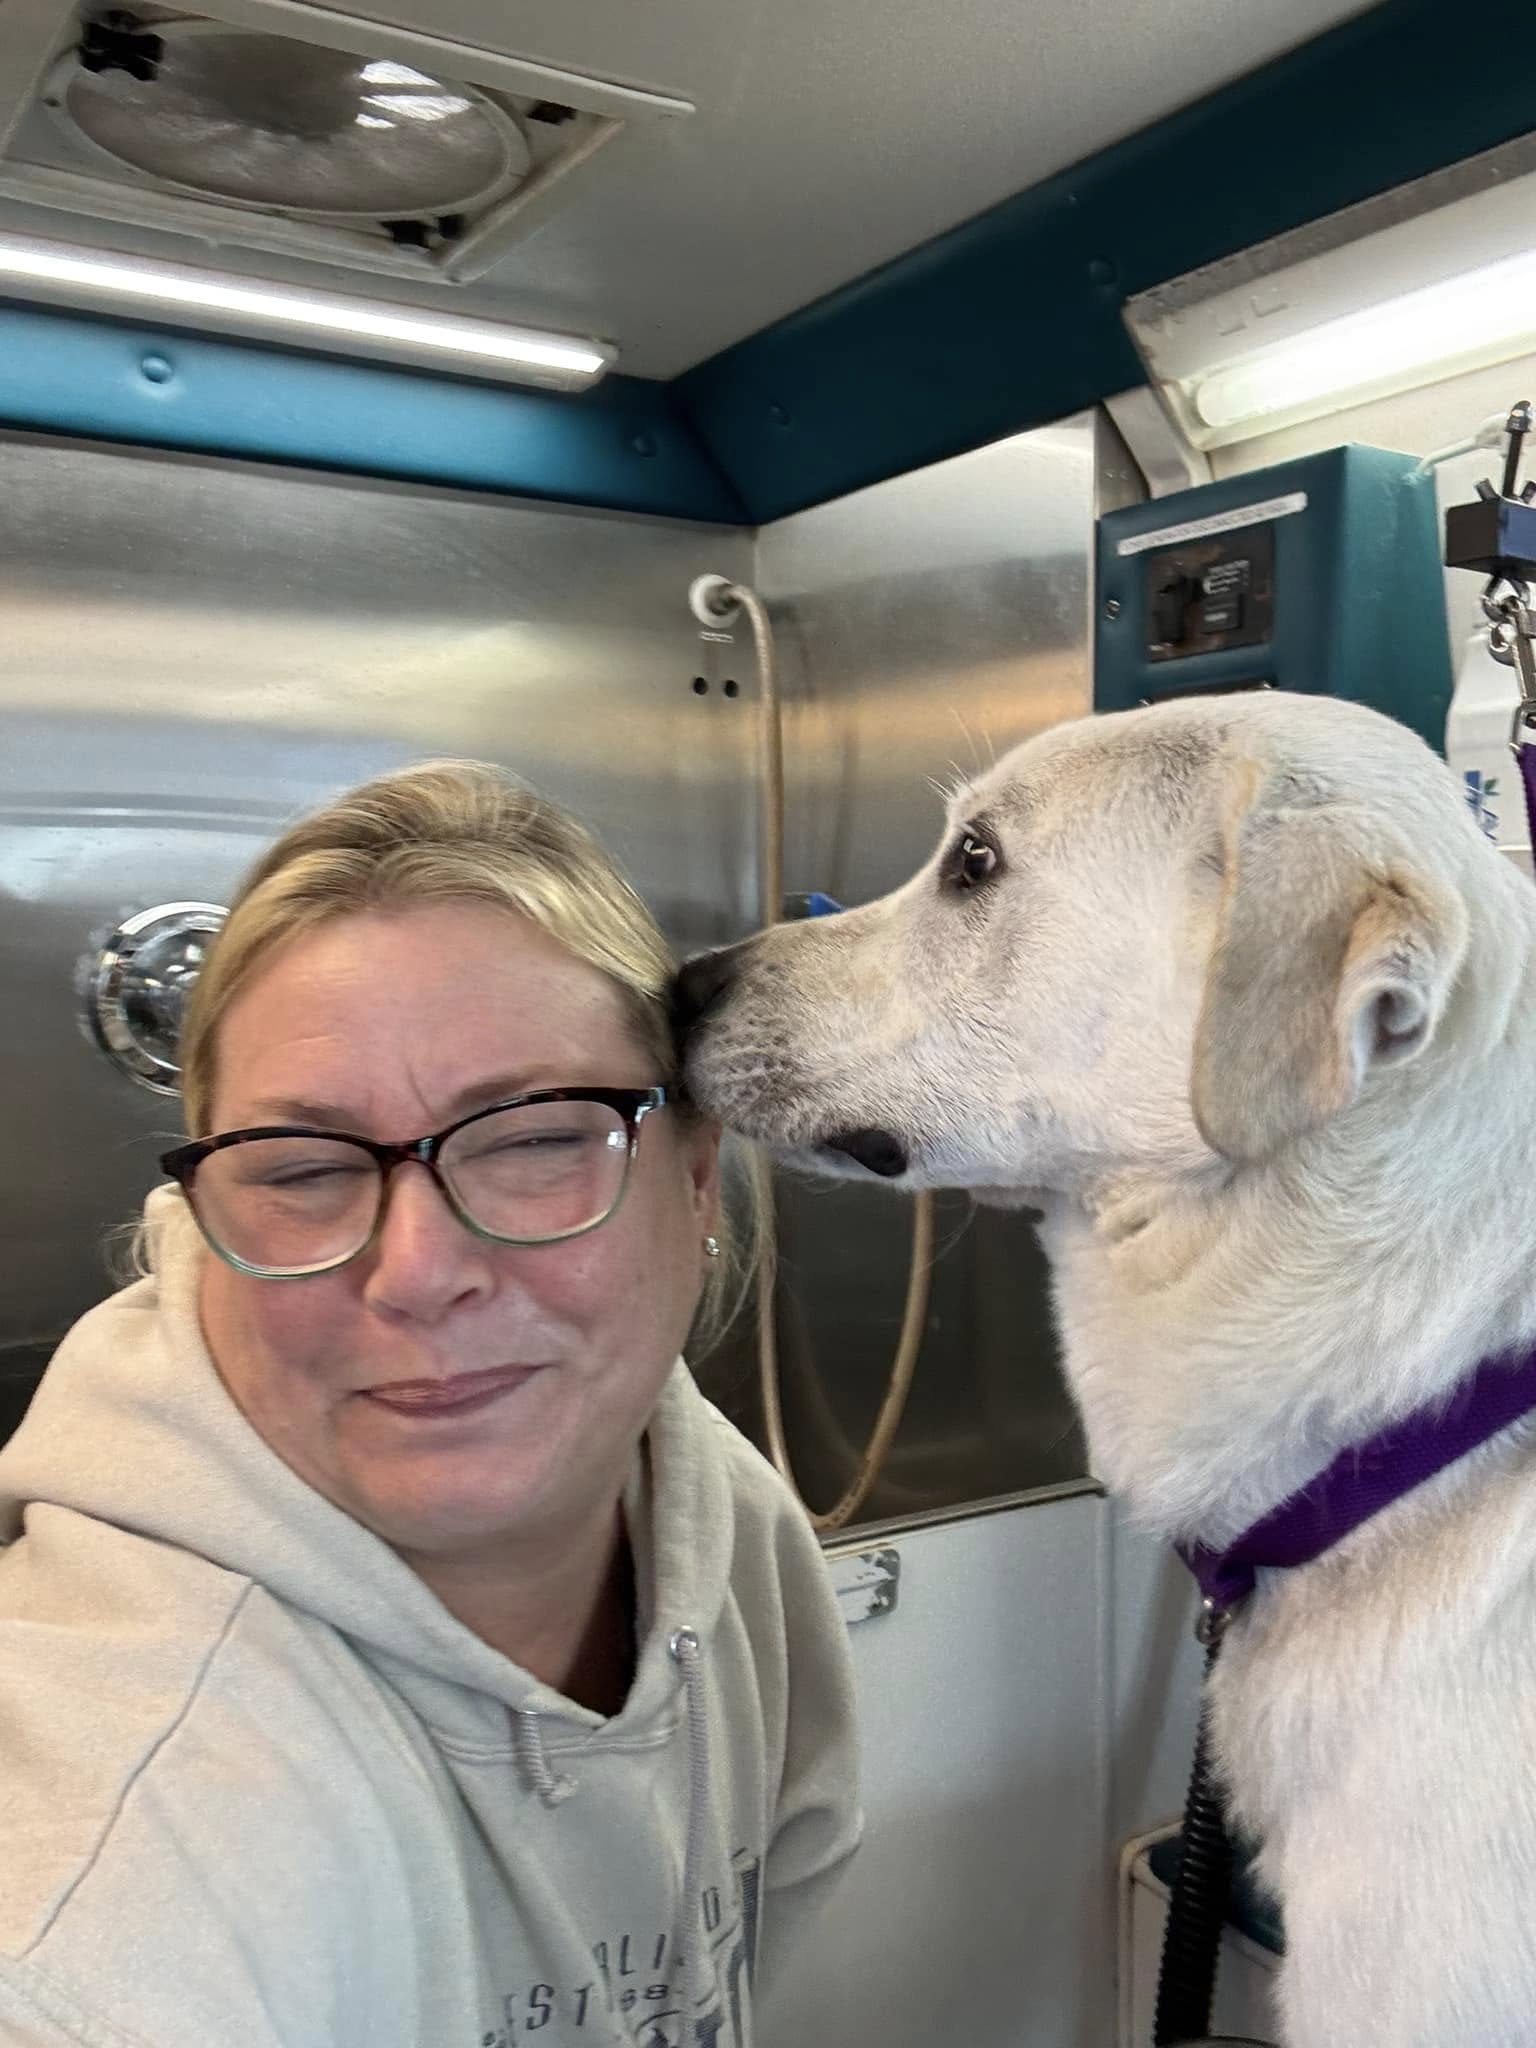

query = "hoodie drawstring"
[511, 1635, 714, 2027]
[668, 1626, 712, 2023]
[512, 1708, 577, 1807]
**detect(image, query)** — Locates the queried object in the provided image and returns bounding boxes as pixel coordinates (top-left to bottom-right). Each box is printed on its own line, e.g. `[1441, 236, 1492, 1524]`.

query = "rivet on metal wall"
[139, 353, 174, 385]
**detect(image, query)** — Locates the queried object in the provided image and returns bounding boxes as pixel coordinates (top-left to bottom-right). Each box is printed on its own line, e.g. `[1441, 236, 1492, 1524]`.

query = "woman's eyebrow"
[442, 1074, 551, 1117]
[239, 1075, 556, 1130]
[241, 1097, 358, 1128]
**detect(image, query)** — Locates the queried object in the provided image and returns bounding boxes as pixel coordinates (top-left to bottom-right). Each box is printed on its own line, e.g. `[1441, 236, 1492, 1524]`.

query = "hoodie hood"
[0, 1184, 736, 1737]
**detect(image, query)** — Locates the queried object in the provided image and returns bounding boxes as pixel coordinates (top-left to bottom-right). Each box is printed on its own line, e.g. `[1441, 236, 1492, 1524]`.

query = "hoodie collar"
[0, 1186, 735, 1734]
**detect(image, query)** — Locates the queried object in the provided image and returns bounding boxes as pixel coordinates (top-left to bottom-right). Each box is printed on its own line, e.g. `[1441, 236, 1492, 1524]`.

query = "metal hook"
[1501, 401, 1533, 501]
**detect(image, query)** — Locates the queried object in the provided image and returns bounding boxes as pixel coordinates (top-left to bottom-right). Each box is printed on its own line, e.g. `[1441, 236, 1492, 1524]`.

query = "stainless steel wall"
[706, 414, 1141, 1524]
[0, 413, 1136, 1528]
[0, 418, 1197, 2048]
[0, 430, 756, 1412]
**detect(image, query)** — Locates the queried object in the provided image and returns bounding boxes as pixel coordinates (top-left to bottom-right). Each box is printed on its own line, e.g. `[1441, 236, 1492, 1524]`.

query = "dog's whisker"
[946, 704, 991, 780]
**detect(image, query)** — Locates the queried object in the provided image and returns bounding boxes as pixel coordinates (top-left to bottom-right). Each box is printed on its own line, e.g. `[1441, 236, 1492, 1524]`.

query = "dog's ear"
[1191, 759, 1468, 1164]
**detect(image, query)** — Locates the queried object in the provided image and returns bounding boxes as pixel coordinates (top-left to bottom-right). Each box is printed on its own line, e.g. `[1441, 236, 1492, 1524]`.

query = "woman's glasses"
[160, 1087, 668, 1278]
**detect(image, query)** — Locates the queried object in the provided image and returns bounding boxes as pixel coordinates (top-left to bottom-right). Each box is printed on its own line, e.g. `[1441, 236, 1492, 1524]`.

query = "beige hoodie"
[0, 1187, 860, 2048]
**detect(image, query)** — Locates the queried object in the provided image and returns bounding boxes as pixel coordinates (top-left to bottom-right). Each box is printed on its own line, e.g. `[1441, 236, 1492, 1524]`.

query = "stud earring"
[703, 1234, 722, 1260]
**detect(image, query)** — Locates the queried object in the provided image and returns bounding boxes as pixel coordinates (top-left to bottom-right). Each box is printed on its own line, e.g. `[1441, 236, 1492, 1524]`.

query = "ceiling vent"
[0, 0, 693, 282]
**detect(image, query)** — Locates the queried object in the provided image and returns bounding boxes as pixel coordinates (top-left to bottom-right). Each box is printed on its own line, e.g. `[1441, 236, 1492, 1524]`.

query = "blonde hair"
[177, 759, 745, 1352]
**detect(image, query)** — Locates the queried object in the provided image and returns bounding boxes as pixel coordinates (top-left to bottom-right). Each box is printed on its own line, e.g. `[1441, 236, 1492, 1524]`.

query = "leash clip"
[1195, 1596, 1232, 1647]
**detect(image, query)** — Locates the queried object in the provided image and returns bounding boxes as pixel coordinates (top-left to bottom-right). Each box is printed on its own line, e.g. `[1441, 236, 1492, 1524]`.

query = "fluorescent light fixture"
[0, 231, 615, 390]
[1194, 248, 1536, 434]
[1124, 138, 1536, 449]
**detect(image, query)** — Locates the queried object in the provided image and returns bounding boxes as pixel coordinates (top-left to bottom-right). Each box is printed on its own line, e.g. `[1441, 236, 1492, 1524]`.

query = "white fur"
[683, 692, 1536, 2045]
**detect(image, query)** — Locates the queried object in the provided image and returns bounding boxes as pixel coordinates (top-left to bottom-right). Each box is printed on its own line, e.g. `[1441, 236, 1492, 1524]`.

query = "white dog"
[677, 690, 1536, 2047]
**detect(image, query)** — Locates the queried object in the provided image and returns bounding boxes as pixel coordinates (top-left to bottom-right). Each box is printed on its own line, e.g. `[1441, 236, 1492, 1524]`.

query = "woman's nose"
[363, 1162, 492, 1319]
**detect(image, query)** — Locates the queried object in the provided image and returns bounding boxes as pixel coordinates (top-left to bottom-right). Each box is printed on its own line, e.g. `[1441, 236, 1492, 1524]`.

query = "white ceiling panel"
[0, 0, 1378, 377]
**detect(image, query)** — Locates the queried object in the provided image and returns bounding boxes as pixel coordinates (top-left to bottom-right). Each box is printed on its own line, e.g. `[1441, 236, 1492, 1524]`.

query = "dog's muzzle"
[671, 940, 753, 1039]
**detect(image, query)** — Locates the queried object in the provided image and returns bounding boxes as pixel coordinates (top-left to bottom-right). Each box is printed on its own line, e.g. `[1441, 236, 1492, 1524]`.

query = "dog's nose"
[671, 941, 749, 1036]
[825, 1128, 909, 1178]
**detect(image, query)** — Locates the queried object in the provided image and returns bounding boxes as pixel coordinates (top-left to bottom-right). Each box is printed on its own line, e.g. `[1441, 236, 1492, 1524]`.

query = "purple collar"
[1178, 1343, 1536, 1614]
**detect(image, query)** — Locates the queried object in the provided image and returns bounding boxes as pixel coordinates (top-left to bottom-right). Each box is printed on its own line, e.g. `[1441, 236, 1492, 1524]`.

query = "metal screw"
[1104, 598, 1121, 619]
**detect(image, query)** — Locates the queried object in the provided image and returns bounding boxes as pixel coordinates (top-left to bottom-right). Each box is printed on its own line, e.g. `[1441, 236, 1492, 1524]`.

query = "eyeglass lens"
[190, 1099, 634, 1274]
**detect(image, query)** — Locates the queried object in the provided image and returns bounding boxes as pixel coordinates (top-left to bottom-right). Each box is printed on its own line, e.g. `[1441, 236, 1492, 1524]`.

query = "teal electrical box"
[1095, 445, 1452, 754]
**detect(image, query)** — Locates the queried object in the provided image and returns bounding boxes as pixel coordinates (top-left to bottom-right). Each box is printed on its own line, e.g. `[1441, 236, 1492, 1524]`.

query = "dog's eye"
[949, 829, 999, 890]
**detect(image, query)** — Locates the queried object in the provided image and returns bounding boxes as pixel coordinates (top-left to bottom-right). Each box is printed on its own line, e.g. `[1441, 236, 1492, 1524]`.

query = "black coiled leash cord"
[1152, 1601, 1268, 2048]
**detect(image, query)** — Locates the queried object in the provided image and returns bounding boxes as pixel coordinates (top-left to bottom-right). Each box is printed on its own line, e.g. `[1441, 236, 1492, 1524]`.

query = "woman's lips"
[361, 1364, 544, 1418]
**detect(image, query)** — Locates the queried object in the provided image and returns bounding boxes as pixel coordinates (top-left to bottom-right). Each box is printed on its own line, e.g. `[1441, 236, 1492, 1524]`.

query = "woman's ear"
[681, 1117, 722, 1230]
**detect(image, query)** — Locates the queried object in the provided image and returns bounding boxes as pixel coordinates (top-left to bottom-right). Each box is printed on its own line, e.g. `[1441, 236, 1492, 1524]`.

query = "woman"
[0, 763, 860, 2048]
